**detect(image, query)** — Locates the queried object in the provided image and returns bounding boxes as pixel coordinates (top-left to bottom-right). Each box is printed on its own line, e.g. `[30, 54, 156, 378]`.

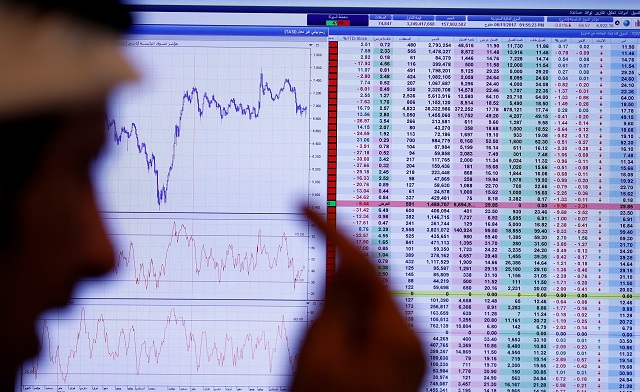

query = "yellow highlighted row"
[391, 290, 637, 299]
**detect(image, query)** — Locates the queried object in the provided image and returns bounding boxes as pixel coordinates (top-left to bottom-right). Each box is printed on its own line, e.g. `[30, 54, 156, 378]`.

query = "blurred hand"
[290, 207, 426, 392]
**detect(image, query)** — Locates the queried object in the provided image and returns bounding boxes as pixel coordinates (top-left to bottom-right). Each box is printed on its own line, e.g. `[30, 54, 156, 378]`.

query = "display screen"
[19, 3, 639, 391]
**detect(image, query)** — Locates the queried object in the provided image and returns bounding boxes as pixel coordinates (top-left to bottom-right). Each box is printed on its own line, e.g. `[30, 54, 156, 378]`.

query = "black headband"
[1, 0, 132, 32]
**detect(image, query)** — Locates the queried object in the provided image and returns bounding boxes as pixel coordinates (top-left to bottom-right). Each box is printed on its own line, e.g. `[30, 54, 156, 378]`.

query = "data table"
[331, 35, 638, 392]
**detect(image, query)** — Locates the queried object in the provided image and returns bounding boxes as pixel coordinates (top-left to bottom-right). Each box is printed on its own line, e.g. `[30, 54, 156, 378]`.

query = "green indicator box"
[326, 20, 338, 26]
[327, 200, 336, 207]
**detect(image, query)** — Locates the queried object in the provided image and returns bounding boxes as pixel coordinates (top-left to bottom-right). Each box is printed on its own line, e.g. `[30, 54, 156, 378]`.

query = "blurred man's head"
[0, 0, 135, 119]
[0, 1, 136, 388]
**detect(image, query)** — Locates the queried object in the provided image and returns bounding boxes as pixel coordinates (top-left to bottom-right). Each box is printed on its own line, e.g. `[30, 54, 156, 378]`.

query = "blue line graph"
[105, 72, 308, 207]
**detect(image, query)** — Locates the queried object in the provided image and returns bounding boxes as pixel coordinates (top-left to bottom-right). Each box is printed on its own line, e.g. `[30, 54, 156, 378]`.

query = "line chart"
[106, 73, 308, 207]
[22, 303, 307, 388]
[96, 44, 313, 213]
[113, 222, 305, 289]
[26, 39, 327, 392]
[73, 216, 316, 301]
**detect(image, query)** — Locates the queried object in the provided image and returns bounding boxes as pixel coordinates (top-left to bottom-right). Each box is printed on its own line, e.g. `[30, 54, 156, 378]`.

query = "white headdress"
[0, 4, 137, 118]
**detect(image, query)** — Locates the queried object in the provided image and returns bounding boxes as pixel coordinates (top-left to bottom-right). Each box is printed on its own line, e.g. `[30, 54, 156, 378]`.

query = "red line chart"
[23, 305, 306, 387]
[111, 221, 307, 291]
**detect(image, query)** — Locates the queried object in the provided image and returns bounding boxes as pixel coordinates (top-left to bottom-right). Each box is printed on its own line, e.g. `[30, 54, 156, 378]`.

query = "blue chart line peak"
[188, 72, 308, 122]
[106, 72, 308, 207]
